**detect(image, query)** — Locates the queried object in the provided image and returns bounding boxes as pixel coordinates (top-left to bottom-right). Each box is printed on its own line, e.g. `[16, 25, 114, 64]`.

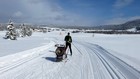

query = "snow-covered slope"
[0, 31, 140, 79]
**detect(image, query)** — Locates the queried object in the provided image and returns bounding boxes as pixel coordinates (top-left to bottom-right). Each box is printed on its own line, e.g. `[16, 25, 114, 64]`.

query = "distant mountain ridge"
[1, 19, 140, 30]
[94, 19, 140, 30]
[50, 19, 140, 30]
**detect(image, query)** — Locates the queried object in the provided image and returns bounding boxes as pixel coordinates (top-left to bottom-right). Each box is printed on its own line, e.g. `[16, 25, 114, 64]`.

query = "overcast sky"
[0, 0, 140, 26]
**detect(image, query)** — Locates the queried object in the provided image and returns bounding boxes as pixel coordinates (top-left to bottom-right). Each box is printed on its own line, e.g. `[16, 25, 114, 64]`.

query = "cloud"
[113, 0, 134, 8]
[0, 0, 94, 25]
[103, 16, 140, 25]
[13, 11, 23, 17]
[28, 0, 44, 4]
[20, 0, 68, 24]
[19, 0, 93, 25]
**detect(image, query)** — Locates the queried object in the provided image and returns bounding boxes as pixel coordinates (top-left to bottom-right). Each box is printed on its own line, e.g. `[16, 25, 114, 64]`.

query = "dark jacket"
[64, 35, 72, 43]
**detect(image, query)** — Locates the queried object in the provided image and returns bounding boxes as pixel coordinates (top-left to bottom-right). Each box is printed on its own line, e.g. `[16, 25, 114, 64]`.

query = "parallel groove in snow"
[0, 39, 140, 79]
[74, 42, 113, 79]
[85, 43, 140, 79]
[0, 41, 54, 74]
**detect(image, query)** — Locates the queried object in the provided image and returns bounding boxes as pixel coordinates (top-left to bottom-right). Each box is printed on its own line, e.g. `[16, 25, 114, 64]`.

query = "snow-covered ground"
[0, 31, 140, 79]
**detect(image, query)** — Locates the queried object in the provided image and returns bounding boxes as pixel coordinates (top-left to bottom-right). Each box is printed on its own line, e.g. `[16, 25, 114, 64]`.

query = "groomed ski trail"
[0, 41, 140, 79]
[74, 42, 140, 79]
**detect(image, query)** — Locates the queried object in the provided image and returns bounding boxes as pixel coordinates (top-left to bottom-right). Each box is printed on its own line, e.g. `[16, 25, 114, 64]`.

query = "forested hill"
[94, 19, 140, 30]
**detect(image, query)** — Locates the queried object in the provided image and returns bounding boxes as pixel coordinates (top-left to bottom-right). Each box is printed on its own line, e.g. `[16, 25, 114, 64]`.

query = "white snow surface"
[0, 31, 140, 79]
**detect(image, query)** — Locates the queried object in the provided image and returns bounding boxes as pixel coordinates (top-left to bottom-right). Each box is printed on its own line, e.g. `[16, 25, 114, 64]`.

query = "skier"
[64, 32, 72, 56]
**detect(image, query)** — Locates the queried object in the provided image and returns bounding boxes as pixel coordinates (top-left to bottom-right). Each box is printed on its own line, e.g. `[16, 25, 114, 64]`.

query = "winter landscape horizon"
[0, 28, 140, 79]
[1, 0, 140, 79]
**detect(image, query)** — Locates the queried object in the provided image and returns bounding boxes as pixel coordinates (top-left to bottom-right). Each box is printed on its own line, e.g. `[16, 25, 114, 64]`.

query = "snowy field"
[0, 31, 140, 79]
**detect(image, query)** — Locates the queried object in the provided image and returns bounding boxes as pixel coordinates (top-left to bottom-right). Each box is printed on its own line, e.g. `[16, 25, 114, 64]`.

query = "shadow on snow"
[43, 57, 56, 62]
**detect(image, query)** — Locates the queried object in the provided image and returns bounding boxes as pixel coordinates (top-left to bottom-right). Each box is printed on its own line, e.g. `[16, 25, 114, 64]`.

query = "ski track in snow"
[0, 38, 140, 79]
[79, 42, 140, 79]
[0, 41, 55, 74]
